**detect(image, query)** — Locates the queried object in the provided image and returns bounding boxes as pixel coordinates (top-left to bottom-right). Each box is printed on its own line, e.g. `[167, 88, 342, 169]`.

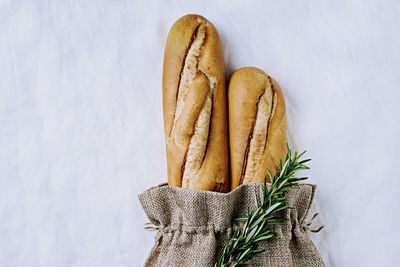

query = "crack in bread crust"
[171, 24, 206, 134]
[262, 76, 276, 155]
[242, 77, 274, 184]
[196, 82, 213, 172]
[239, 120, 254, 185]
[182, 77, 214, 188]
[168, 24, 201, 138]
[166, 23, 216, 189]
[174, 25, 200, 103]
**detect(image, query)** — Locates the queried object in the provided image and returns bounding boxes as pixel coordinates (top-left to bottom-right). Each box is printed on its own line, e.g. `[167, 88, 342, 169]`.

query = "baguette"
[228, 67, 287, 190]
[162, 14, 229, 192]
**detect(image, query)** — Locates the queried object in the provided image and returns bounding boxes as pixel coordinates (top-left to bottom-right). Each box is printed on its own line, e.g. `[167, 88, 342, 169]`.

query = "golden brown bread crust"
[228, 67, 287, 190]
[163, 14, 229, 192]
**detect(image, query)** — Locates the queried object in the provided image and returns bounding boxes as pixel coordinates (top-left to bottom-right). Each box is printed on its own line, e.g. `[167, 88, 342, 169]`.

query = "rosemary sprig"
[216, 145, 311, 267]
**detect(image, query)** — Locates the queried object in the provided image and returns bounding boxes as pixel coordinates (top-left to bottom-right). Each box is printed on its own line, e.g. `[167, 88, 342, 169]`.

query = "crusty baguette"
[163, 14, 229, 192]
[228, 67, 287, 190]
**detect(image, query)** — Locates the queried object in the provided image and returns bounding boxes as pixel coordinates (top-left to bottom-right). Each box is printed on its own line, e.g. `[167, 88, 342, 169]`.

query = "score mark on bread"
[241, 77, 275, 185]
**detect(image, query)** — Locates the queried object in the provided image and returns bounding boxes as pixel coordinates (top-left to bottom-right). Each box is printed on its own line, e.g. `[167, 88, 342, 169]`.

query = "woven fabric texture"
[139, 183, 324, 266]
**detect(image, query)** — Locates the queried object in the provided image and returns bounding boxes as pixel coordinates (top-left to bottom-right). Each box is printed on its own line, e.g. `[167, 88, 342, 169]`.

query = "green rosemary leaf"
[249, 213, 267, 230]
[253, 234, 274, 243]
[272, 205, 291, 214]
[280, 160, 289, 176]
[259, 186, 264, 206]
[245, 226, 258, 243]
[252, 248, 265, 254]
[263, 202, 282, 216]
[266, 168, 273, 183]
[253, 220, 267, 237]
[278, 178, 290, 189]
[298, 158, 311, 164]
[296, 150, 307, 159]
[216, 145, 310, 267]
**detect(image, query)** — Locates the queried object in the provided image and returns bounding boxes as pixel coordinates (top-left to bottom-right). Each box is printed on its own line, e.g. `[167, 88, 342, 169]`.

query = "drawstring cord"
[302, 213, 324, 233]
[145, 213, 324, 233]
[144, 222, 160, 231]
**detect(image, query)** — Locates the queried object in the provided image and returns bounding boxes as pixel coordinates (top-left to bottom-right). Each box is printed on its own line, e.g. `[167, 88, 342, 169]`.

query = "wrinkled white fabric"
[0, 0, 399, 266]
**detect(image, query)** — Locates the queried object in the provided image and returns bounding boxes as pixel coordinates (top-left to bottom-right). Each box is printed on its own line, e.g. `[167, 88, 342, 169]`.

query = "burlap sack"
[139, 183, 324, 266]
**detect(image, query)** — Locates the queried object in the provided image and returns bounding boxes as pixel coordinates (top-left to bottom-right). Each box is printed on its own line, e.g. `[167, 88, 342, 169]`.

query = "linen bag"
[139, 183, 324, 266]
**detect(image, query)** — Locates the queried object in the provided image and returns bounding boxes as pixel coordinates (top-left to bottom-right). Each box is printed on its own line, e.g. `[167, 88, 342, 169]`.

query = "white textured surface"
[1, 1, 399, 266]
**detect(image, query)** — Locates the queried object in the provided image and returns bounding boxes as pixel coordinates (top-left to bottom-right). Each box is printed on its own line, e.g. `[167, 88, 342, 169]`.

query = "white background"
[1, 0, 399, 266]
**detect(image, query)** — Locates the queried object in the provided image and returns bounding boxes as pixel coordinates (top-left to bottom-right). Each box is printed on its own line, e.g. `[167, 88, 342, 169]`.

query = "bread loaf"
[228, 67, 287, 190]
[162, 14, 229, 192]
